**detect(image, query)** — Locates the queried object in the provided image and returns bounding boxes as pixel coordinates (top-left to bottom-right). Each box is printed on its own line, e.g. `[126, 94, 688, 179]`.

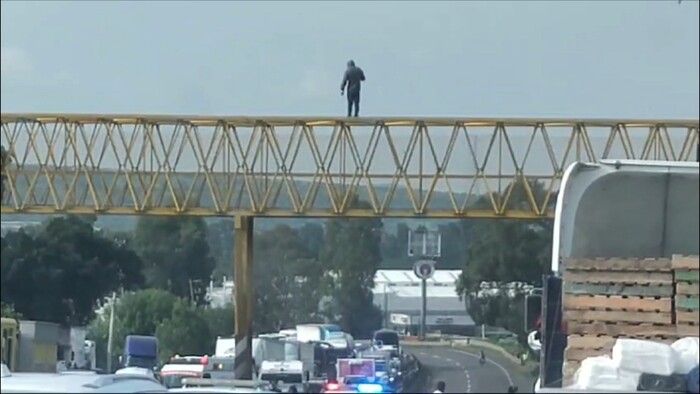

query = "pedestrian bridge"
[1, 114, 697, 219]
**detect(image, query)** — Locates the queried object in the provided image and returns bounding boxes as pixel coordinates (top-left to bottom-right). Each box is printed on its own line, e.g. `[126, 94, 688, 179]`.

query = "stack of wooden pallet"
[672, 255, 699, 335]
[561, 257, 679, 385]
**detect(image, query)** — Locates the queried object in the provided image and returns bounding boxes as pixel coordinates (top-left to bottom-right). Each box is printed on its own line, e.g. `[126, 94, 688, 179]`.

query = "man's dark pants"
[347, 90, 360, 117]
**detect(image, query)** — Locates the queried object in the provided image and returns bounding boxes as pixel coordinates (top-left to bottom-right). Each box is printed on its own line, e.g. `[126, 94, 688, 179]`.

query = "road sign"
[413, 260, 435, 280]
[390, 313, 410, 326]
[407, 228, 441, 258]
[434, 316, 454, 325]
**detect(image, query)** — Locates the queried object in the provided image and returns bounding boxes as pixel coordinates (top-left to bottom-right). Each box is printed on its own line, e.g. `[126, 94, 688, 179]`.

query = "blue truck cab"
[122, 335, 159, 370]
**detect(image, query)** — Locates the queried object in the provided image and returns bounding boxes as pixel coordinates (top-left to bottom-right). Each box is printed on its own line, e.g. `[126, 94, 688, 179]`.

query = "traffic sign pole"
[409, 227, 441, 341]
[413, 260, 435, 340]
[421, 277, 427, 340]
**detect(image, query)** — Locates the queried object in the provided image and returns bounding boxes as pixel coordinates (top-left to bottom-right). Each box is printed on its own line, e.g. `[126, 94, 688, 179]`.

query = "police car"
[160, 355, 236, 388]
[322, 359, 392, 393]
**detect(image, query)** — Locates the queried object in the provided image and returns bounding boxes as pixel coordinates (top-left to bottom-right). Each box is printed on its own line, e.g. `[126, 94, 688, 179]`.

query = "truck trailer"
[529, 160, 699, 392]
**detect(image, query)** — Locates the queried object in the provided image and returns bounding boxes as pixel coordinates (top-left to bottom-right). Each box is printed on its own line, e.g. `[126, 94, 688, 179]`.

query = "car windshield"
[284, 343, 300, 361]
[322, 324, 342, 333]
[260, 373, 302, 384]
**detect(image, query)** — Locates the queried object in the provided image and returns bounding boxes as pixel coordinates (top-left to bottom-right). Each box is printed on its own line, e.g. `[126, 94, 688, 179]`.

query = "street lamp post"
[408, 225, 441, 340]
[106, 292, 117, 373]
[383, 283, 389, 328]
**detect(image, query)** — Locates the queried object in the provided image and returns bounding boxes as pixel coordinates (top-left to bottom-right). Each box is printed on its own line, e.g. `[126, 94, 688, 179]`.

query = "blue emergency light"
[357, 383, 384, 393]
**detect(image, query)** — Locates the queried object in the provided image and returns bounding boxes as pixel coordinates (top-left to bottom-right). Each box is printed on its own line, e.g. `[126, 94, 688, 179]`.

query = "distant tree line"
[1, 181, 553, 362]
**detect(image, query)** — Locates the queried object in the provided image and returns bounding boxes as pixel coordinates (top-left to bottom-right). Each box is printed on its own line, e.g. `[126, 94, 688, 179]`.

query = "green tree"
[0, 301, 22, 319]
[1, 217, 144, 325]
[458, 181, 553, 293]
[156, 300, 213, 361]
[287, 257, 328, 324]
[468, 290, 527, 332]
[88, 289, 180, 368]
[297, 223, 325, 259]
[253, 224, 325, 332]
[379, 222, 408, 269]
[115, 289, 181, 336]
[456, 180, 553, 342]
[1, 144, 11, 200]
[436, 221, 473, 270]
[200, 307, 235, 339]
[207, 219, 235, 280]
[42, 216, 145, 293]
[321, 196, 383, 338]
[87, 289, 227, 368]
[133, 217, 215, 305]
[457, 219, 551, 294]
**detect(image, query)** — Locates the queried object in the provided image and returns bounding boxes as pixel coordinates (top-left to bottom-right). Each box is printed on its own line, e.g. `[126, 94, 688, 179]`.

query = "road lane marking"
[448, 348, 515, 385]
[419, 351, 472, 393]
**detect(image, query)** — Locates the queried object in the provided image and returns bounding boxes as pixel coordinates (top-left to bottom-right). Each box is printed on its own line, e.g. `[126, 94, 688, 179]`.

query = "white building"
[207, 278, 234, 308]
[372, 269, 476, 335]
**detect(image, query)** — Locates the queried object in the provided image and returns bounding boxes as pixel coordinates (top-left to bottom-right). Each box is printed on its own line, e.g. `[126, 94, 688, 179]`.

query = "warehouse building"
[372, 269, 476, 336]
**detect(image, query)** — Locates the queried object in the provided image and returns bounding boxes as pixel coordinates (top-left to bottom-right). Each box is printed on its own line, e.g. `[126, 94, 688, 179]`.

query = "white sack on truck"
[612, 338, 677, 376]
[671, 337, 700, 374]
[573, 356, 641, 391]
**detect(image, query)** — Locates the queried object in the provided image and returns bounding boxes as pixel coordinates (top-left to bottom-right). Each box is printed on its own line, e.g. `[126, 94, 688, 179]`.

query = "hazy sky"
[0, 0, 698, 204]
[1, 1, 699, 119]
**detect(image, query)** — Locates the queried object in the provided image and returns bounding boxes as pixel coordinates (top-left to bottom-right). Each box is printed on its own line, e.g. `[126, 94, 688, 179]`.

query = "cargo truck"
[527, 160, 699, 393]
[116, 335, 158, 376]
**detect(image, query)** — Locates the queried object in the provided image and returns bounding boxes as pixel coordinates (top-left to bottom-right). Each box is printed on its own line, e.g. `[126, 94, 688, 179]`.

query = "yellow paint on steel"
[1, 114, 698, 219]
[233, 215, 254, 379]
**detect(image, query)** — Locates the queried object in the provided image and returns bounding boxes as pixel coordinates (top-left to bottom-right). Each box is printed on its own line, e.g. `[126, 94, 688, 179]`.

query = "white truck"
[217, 330, 327, 382]
[214, 336, 236, 358]
[278, 329, 297, 338]
[258, 360, 306, 392]
[529, 160, 699, 393]
[295, 324, 342, 343]
[293, 324, 356, 380]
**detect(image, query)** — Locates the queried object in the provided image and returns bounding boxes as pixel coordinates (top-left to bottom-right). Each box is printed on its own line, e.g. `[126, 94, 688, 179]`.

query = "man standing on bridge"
[340, 60, 366, 117]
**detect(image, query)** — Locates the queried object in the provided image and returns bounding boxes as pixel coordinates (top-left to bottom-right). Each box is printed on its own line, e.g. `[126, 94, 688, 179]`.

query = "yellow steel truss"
[1, 114, 698, 219]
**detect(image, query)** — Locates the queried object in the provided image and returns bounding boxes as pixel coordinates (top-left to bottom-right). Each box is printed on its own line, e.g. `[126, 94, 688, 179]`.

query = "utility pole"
[383, 283, 389, 328]
[421, 275, 427, 339]
[106, 291, 116, 373]
[408, 225, 441, 341]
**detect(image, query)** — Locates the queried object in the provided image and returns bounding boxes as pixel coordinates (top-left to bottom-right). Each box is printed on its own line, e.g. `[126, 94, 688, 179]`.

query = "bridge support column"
[234, 215, 254, 380]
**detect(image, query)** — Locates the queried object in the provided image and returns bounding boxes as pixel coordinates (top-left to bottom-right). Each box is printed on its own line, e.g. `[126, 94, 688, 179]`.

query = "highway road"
[407, 346, 536, 393]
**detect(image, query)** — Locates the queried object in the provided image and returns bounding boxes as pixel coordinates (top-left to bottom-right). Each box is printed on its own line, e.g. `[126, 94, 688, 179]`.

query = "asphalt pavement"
[406, 346, 535, 393]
